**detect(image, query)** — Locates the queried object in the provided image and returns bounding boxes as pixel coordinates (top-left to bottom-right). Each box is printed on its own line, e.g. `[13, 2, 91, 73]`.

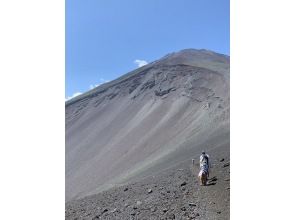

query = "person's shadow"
[206, 176, 217, 186]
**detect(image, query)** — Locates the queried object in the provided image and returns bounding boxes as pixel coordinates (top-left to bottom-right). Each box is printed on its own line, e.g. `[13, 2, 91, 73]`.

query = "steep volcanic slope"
[65, 49, 230, 202]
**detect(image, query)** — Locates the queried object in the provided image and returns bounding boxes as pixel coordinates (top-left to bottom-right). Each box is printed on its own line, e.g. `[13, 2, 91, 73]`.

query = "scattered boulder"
[123, 187, 128, 191]
[147, 188, 153, 193]
[167, 213, 175, 219]
[130, 211, 136, 216]
[223, 162, 230, 167]
[162, 208, 168, 213]
[102, 208, 108, 214]
[180, 181, 187, 187]
[217, 211, 222, 214]
[189, 203, 197, 207]
[220, 158, 225, 162]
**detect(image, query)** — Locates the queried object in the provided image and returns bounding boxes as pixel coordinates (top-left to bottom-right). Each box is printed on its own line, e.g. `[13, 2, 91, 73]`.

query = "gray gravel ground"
[66, 147, 229, 220]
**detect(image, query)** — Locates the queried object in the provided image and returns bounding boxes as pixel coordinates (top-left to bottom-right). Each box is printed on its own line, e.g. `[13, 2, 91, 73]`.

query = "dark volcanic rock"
[223, 162, 230, 167]
[154, 87, 176, 96]
[180, 181, 187, 187]
[167, 213, 176, 219]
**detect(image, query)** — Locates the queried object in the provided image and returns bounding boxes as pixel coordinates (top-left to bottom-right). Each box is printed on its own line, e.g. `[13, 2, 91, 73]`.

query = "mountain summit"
[65, 49, 230, 202]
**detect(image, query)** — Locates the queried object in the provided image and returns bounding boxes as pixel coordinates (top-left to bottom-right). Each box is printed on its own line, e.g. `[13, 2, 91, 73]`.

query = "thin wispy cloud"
[66, 79, 110, 102]
[89, 78, 109, 90]
[134, 59, 148, 67]
[65, 92, 82, 101]
[100, 78, 109, 83]
[89, 84, 99, 89]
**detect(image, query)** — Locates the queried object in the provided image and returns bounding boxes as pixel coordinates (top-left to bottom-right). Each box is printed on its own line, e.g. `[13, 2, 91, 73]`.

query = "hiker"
[199, 151, 210, 177]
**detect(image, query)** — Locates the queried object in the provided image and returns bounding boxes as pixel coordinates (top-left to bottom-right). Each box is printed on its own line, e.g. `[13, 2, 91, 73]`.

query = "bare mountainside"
[65, 49, 230, 203]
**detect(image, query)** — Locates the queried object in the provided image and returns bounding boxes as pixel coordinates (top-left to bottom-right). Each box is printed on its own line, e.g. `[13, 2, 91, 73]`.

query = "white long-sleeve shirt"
[200, 154, 210, 169]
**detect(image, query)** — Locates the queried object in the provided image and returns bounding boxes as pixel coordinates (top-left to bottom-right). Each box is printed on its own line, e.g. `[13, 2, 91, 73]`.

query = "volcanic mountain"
[65, 49, 230, 205]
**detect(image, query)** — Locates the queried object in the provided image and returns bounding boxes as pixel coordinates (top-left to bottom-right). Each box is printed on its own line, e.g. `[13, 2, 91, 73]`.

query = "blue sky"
[66, 0, 229, 100]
